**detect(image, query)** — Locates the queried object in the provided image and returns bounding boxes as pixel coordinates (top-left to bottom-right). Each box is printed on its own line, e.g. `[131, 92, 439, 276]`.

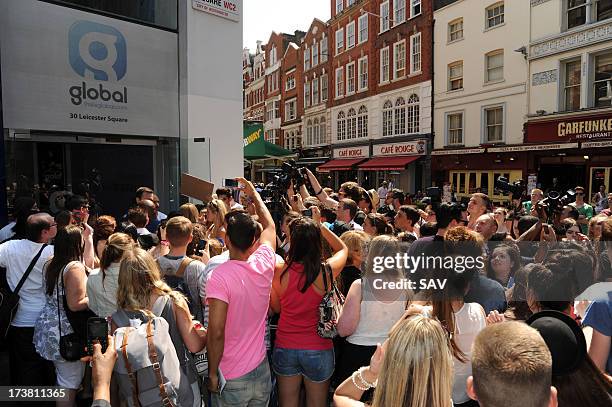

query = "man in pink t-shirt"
[206, 177, 276, 406]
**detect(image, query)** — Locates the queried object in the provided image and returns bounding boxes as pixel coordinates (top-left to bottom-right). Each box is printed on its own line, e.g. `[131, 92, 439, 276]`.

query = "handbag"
[317, 263, 345, 339]
[0, 244, 48, 343]
[57, 264, 95, 361]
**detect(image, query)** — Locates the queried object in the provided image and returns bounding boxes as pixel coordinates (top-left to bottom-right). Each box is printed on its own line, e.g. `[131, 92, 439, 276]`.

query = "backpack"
[159, 257, 195, 312]
[112, 297, 194, 407]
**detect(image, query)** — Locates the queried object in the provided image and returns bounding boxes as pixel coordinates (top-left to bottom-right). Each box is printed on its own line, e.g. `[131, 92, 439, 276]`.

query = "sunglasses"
[576, 192, 584, 196]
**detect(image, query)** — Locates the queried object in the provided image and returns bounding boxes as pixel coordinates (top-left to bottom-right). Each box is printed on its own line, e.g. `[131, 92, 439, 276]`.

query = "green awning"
[243, 123, 295, 160]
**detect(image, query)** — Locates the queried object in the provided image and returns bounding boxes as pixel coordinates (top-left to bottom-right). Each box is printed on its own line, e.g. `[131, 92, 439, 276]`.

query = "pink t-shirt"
[206, 244, 275, 380]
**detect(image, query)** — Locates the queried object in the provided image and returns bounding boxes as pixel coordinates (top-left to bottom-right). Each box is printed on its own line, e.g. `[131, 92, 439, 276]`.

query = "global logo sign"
[67, 21, 128, 106]
[69, 20, 126, 81]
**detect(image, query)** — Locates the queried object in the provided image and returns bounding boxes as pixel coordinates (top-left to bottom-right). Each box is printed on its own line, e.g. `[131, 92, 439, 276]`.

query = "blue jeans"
[211, 358, 272, 407]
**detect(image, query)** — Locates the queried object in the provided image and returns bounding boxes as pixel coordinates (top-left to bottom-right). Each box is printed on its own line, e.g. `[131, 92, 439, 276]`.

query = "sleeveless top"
[452, 302, 486, 404]
[275, 263, 333, 350]
[348, 278, 407, 346]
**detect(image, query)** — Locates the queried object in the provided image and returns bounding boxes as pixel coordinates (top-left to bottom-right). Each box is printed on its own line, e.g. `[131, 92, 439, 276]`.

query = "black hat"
[526, 310, 587, 376]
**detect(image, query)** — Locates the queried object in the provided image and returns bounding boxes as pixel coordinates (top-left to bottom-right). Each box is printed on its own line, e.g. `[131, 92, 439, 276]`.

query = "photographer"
[523, 189, 543, 215]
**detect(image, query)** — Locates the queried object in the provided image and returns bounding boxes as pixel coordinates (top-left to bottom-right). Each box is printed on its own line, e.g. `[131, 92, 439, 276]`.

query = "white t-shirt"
[0, 222, 16, 242]
[0, 240, 54, 327]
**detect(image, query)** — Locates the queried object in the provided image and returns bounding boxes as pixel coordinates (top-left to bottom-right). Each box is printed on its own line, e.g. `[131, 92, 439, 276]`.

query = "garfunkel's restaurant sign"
[527, 113, 612, 143]
[333, 146, 370, 159]
[373, 140, 427, 157]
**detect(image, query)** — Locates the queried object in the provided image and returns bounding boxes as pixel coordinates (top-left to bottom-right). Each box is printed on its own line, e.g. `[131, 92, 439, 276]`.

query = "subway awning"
[317, 158, 366, 172]
[357, 156, 420, 171]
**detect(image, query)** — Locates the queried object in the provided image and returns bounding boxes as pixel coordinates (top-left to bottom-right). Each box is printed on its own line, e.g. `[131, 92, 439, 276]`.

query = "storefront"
[317, 145, 369, 190]
[357, 140, 427, 193]
[431, 147, 527, 203]
[525, 112, 612, 198]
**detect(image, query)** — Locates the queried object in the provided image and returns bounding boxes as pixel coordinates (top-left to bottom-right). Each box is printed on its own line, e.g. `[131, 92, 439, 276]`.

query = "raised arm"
[313, 206, 347, 278]
[236, 177, 276, 250]
[305, 169, 339, 209]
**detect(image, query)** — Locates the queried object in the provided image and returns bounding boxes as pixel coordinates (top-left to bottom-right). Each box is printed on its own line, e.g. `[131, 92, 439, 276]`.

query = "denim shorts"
[271, 347, 335, 383]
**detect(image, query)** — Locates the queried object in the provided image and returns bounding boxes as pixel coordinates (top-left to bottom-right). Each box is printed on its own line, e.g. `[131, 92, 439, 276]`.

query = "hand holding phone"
[87, 317, 109, 356]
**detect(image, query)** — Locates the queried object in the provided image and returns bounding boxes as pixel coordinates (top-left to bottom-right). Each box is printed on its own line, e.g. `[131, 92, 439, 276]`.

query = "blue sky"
[243, 0, 330, 49]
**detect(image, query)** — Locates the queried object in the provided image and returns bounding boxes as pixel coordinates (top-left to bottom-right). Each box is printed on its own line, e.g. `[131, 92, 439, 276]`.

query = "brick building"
[243, 41, 265, 122]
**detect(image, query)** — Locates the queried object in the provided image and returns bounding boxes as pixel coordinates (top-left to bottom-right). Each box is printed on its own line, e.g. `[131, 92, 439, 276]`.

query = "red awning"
[358, 156, 420, 171]
[317, 158, 366, 172]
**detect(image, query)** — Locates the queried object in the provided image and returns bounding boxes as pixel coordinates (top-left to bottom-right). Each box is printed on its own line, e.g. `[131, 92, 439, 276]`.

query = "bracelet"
[315, 188, 323, 195]
[160, 240, 169, 247]
[351, 370, 370, 391]
[357, 366, 377, 389]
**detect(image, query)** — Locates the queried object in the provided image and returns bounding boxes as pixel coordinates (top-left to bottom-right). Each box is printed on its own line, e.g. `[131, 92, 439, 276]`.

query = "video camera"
[495, 176, 525, 200]
[537, 189, 576, 222]
[422, 186, 442, 210]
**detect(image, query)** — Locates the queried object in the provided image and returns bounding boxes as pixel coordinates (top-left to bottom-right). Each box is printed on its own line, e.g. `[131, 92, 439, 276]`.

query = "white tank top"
[347, 281, 407, 346]
[452, 302, 486, 404]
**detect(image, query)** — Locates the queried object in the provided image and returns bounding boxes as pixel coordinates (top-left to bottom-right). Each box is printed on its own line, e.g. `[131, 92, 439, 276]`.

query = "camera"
[495, 176, 525, 200]
[537, 189, 576, 222]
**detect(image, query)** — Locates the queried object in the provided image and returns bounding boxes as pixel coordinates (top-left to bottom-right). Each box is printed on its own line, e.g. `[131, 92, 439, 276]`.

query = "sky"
[243, 0, 331, 49]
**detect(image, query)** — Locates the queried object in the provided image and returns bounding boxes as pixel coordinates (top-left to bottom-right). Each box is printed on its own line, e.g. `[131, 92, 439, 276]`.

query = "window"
[394, 97, 406, 135]
[596, 0, 612, 22]
[313, 118, 320, 146]
[347, 22, 356, 49]
[380, 1, 390, 32]
[312, 43, 319, 67]
[358, 14, 368, 43]
[304, 80, 311, 108]
[564, 60, 581, 111]
[410, 33, 421, 73]
[336, 0, 343, 14]
[348, 0, 355, 5]
[304, 47, 311, 71]
[407, 94, 420, 134]
[319, 117, 326, 144]
[449, 18, 463, 42]
[567, 0, 587, 29]
[394, 40, 406, 79]
[307, 119, 313, 145]
[313, 78, 320, 105]
[484, 106, 504, 142]
[594, 52, 612, 107]
[274, 100, 280, 118]
[347, 62, 356, 94]
[347, 108, 357, 139]
[321, 37, 328, 62]
[357, 106, 368, 138]
[286, 76, 295, 90]
[447, 112, 464, 145]
[265, 101, 275, 121]
[321, 75, 328, 101]
[336, 28, 344, 55]
[336, 67, 344, 98]
[449, 62, 463, 90]
[382, 100, 393, 137]
[380, 47, 390, 83]
[285, 99, 296, 120]
[337, 111, 346, 140]
[358, 57, 368, 91]
[270, 46, 278, 66]
[486, 2, 504, 29]
[394, 0, 406, 25]
[411, 0, 421, 17]
[486, 50, 504, 82]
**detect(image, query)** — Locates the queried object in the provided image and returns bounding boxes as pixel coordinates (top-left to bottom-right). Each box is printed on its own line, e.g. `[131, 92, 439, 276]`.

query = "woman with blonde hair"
[86, 233, 134, 317]
[338, 230, 370, 296]
[206, 199, 227, 245]
[335, 235, 409, 389]
[179, 203, 199, 224]
[111, 248, 206, 407]
[334, 315, 453, 407]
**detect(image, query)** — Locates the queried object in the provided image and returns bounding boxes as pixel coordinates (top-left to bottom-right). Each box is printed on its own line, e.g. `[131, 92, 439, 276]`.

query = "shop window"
[407, 94, 420, 134]
[450, 170, 522, 202]
[347, 108, 357, 139]
[394, 97, 406, 135]
[589, 167, 612, 199]
[563, 59, 582, 111]
[383, 100, 393, 137]
[593, 52, 612, 107]
[481, 173, 489, 195]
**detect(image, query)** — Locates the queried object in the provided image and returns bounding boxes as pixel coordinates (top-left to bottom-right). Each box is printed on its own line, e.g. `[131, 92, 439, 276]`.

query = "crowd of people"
[1, 169, 611, 407]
